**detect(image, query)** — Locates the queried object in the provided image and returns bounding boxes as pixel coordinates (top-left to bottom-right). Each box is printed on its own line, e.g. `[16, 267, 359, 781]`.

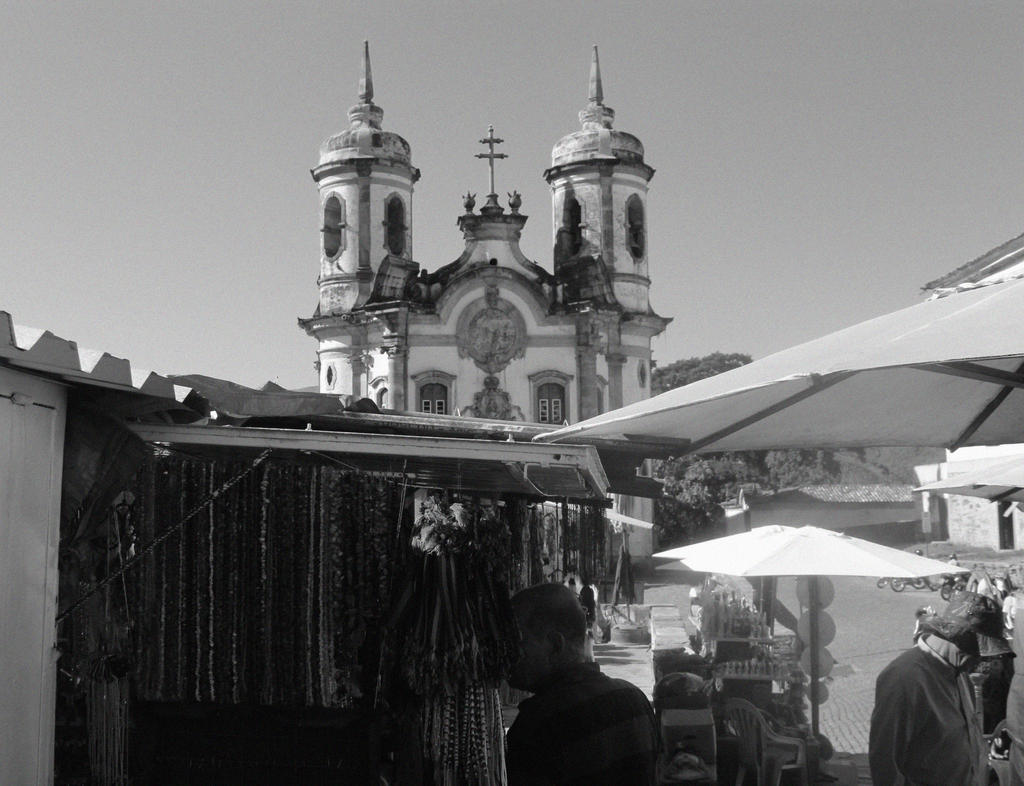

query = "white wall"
[0, 367, 66, 786]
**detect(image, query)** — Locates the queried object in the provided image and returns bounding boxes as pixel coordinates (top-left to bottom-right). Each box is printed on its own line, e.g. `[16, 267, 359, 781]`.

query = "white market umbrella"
[653, 525, 964, 578]
[916, 454, 1024, 503]
[653, 525, 968, 736]
[537, 277, 1024, 453]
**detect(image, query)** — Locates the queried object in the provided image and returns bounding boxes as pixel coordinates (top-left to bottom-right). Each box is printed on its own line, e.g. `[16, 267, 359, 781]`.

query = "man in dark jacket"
[869, 591, 1003, 786]
[506, 583, 658, 786]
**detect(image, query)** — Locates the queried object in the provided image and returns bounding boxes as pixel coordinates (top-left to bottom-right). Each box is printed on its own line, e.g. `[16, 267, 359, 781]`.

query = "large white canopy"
[538, 278, 1024, 453]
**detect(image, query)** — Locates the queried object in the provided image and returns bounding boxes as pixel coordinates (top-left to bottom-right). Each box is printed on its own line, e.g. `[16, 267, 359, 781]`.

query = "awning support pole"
[809, 576, 820, 738]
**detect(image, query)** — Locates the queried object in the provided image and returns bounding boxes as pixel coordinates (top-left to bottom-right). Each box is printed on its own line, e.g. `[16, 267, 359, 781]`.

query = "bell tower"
[311, 42, 418, 316]
[305, 41, 420, 394]
[544, 46, 655, 314]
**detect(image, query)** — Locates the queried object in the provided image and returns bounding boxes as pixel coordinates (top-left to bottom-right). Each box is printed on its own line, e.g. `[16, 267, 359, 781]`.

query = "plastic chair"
[721, 698, 807, 786]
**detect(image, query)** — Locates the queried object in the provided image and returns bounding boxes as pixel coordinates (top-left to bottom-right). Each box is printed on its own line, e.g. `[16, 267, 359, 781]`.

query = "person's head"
[919, 590, 1005, 666]
[508, 583, 588, 691]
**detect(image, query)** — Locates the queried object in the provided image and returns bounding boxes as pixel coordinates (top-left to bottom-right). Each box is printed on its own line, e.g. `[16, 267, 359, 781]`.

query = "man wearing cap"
[869, 591, 1005, 786]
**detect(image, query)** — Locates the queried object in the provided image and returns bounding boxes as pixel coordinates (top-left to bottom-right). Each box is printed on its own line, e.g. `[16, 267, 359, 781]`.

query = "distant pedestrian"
[578, 574, 597, 627]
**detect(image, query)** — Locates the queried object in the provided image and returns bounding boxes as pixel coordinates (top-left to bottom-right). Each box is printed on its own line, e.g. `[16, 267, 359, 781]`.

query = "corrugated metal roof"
[0, 310, 194, 403]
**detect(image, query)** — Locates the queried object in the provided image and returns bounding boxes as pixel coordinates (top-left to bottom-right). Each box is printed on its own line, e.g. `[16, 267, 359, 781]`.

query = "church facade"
[298, 43, 669, 435]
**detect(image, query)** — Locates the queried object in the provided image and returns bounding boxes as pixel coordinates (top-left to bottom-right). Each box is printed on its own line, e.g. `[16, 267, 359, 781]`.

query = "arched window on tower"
[626, 196, 645, 260]
[562, 195, 583, 256]
[385, 195, 406, 256]
[376, 386, 389, 409]
[536, 383, 566, 424]
[323, 195, 345, 259]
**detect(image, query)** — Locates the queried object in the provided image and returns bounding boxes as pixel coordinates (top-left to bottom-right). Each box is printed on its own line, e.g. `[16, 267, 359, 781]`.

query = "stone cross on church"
[475, 125, 507, 210]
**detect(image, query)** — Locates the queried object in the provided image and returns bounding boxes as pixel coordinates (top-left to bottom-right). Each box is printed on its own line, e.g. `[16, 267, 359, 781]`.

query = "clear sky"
[3, 1, 1024, 388]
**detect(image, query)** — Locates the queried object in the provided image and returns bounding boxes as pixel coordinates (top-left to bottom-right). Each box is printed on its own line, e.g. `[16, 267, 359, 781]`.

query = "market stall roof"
[915, 454, 1024, 503]
[535, 277, 1024, 453]
[170, 373, 663, 497]
[171, 373, 375, 420]
[1, 310, 198, 419]
[128, 423, 610, 501]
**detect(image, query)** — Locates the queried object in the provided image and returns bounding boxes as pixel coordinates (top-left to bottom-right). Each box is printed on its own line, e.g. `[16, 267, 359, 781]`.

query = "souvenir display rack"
[701, 592, 771, 641]
[55, 447, 610, 786]
[695, 583, 807, 714]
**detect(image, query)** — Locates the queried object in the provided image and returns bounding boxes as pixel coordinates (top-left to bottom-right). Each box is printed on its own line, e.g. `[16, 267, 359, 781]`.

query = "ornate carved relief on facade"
[455, 285, 527, 374]
[463, 375, 523, 420]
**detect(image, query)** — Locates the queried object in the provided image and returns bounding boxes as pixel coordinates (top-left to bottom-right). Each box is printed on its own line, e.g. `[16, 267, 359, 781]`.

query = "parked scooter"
[876, 576, 907, 592]
[939, 573, 967, 601]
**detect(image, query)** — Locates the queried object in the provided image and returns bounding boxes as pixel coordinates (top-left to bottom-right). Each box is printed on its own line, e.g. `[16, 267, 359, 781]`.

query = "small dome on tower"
[318, 42, 413, 168]
[550, 46, 645, 168]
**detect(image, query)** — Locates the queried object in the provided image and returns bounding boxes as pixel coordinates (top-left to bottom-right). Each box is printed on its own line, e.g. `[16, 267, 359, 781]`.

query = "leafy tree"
[764, 449, 842, 488]
[652, 352, 752, 394]
[651, 352, 761, 547]
[654, 454, 764, 546]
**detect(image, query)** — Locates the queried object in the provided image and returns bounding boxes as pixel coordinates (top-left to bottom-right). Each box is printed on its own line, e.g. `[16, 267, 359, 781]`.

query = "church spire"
[588, 45, 603, 106]
[578, 46, 614, 130]
[346, 40, 383, 131]
[358, 40, 373, 102]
